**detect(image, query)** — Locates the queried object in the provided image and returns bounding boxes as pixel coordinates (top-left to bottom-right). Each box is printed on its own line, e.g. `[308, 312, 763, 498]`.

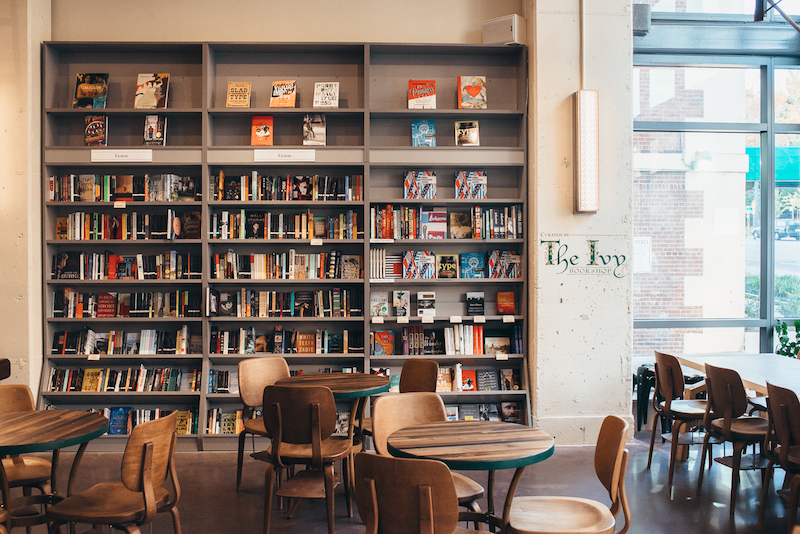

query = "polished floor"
[17, 427, 797, 533]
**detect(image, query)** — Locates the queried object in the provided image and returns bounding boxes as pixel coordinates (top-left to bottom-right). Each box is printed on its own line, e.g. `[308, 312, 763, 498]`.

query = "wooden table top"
[675, 352, 800, 395]
[0, 410, 108, 455]
[387, 420, 555, 471]
[276, 372, 390, 399]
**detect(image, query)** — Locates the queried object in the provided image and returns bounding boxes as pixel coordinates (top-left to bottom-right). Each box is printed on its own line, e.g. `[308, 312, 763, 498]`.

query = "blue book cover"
[460, 252, 485, 279]
[108, 406, 131, 435]
[412, 120, 436, 147]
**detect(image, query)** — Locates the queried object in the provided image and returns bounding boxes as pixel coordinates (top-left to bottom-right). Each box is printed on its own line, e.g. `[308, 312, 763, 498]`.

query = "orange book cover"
[251, 116, 273, 146]
[461, 369, 477, 391]
[270, 80, 297, 108]
[496, 291, 516, 314]
[408, 80, 436, 109]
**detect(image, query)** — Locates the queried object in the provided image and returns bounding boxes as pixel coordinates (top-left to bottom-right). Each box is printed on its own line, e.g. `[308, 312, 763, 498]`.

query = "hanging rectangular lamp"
[574, 89, 599, 213]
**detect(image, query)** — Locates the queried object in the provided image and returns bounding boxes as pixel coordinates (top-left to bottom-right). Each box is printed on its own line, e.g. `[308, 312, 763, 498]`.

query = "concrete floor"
[13, 428, 797, 533]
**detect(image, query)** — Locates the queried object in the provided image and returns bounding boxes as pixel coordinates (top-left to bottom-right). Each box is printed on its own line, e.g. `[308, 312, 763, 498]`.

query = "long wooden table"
[675, 352, 800, 395]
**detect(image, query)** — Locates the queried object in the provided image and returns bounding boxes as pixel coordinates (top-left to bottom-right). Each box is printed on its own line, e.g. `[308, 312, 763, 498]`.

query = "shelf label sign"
[254, 149, 316, 162]
[397, 316, 409, 324]
[91, 149, 153, 162]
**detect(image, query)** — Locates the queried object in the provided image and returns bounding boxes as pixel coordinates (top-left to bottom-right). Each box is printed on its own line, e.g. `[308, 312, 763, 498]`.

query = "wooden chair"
[47, 411, 181, 534]
[236, 356, 291, 490]
[0, 359, 10, 380]
[646, 351, 710, 486]
[507, 415, 631, 534]
[254, 384, 352, 534]
[371, 392, 485, 518]
[0, 385, 52, 510]
[696, 364, 769, 516]
[758, 382, 800, 534]
[357, 358, 439, 437]
[0, 507, 7, 534]
[354, 451, 482, 534]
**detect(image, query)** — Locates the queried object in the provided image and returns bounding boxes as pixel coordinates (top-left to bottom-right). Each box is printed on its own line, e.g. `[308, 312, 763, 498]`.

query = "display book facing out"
[40, 41, 528, 446]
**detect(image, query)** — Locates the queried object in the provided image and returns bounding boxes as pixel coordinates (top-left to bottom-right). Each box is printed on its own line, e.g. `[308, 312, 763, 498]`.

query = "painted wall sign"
[540, 234, 628, 278]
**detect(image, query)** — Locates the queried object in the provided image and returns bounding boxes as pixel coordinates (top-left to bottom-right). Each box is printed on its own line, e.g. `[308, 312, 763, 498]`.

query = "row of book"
[52, 289, 202, 319]
[446, 403, 523, 423]
[371, 290, 515, 318]
[208, 369, 239, 394]
[210, 326, 364, 355]
[251, 113, 328, 146]
[370, 325, 520, 356]
[213, 250, 361, 280]
[402, 170, 488, 200]
[210, 172, 362, 202]
[49, 173, 199, 203]
[408, 77, 488, 110]
[207, 287, 362, 319]
[443, 365, 522, 393]
[56, 210, 201, 241]
[206, 407, 352, 435]
[53, 251, 201, 281]
[371, 204, 522, 241]
[47, 364, 200, 393]
[73, 72, 169, 110]
[51, 326, 197, 355]
[210, 209, 360, 240]
[399, 250, 520, 279]
[105, 408, 199, 436]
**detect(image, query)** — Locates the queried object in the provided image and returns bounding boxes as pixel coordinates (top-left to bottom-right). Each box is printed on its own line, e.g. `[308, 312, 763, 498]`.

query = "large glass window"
[774, 134, 800, 318]
[634, 0, 754, 15]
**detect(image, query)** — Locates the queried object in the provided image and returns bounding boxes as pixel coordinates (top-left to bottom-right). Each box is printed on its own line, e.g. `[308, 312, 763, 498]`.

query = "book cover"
[500, 368, 521, 390]
[466, 292, 485, 316]
[73, 73, 109, 108]
[458, 75, 487, 109]
[302, 113, 326, 146]
[114, 174, 134, 201]
[408, 80, 436, 109]
[454, 171, 471, 200]
[418, 171, 437, 200]
[53, 252, 81, 279]
[171, 175, 198, 202]
[108, 406, 132, 435]
[416, 290, 435, 316]
[436, 254, 459, 279]
[480, 403, 500, 421]
[500, 402, 522, 423]
[455, 121, 480, 146]
[467, 171, 488, 199]
[226, 81, 251, 107]
[313, 82, 339, 108]
[373, 330, 395, 355]
[78, 174, 95, 202]
[460, 252, 485, 279]
[370, 293, 388, 317]
[436, 367, 453, 393]
[84, 115, 108, 146]
[251, 116, 273, 146]
[420, 206, 447, 239]
[459, 403, 480, 421]
[341, 254, 362, 279]
[449, 209, 472, 239]
[270, 80, 297, 107]
[134, 73, 169, 109]
[477, 369, 498, 391]
[411, 119, 436, 147]
[444, 404, 459, 421]
[415, 251, 436, 279]
[392, 290, 410, 317]
[484, 336, 511, 355]
[143, 115, 167, 146]
[403, 171, 421, 199]
[496, 291, 516, 314]
[180, 211, 202, 239]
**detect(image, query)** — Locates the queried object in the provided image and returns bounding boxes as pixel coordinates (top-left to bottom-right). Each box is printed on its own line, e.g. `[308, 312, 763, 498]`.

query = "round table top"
[387, 420, 555, 471]
[276, 372, 390, 399]
[0, 410, 108, 455]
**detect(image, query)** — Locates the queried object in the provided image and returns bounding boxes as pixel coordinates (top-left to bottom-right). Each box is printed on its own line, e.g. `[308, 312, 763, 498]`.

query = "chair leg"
[324, 463, 336, 534]
[668, 420, 684, 487]
[237, 430, 247, 490]
[757, 459, 775, 531]
[343, 456, 353, 518]
[729, 441, 745, 517]
[169, 505, 182, 534]
[264, 463, 275, 534]
[786, 473, 800, 534]
[647, 410, 661, 469]
[696, 433, 711, 496]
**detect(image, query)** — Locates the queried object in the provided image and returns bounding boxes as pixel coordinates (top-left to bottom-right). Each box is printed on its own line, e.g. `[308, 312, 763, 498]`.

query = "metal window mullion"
[761, 60, 777, 352]
[633, 121, 766, 133]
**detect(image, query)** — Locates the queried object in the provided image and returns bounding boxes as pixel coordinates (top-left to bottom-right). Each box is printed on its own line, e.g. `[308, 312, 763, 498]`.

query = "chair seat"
[453, 527, 484, 534]
[452, 472, 484, 503]
[47, 482, 169, 525]
[508, 496, 616, 534]
[1, 456, 51, 487]
[254, 435, 352, 464]
[243, 417, 267, 436]
[710, 416, 769, 441]
[660, 399, 707, 419]
[357, 416, 373, 436]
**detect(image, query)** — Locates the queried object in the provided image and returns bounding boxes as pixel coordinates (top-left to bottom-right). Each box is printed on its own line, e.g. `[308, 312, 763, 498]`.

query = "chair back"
[705, 364, 749, 420]
[238, 356, 290, 409]
[121, 411, 177, 492]
[354, 452, 459, 534]
[766, 382, 800, 466]
[0, 384, 36, 413]
[398, 359, 439, 393]
[371, 392, 446, 456]
[654, 351, 684, 401]
[594, 415, 631, 533]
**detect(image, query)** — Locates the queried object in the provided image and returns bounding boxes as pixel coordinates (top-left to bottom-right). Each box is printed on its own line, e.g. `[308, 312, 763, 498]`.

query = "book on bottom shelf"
[459, 403, 480, 421]
[500, 402, 522, 423]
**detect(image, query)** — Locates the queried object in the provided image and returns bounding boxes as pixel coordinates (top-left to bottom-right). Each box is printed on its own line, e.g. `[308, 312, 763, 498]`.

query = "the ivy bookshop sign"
[540, 234, 628, 278]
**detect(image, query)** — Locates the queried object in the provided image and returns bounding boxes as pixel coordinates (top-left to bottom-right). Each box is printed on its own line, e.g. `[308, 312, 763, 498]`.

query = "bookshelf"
[40, 42, 527, 450]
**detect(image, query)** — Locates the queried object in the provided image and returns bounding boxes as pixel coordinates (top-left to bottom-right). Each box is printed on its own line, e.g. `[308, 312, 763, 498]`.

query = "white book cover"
[313, 82, 339, 108]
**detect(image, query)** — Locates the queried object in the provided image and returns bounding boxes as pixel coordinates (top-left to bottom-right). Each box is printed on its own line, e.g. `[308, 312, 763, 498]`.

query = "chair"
[370, 392, 485, 518]
[255, 384, 353, 534]
[47, 410, 181, 534]
[357, 358, 439, 437]
[0, 359, 10, 380]
[236, 356, 291, 490]
[354, 451, 482, 534]
[646, 351, 709, 486]
[0, 507, 7, 534]
[507, 415, 630, 534]
[696, 364, 769, 516]
[758, 382, 800, 534]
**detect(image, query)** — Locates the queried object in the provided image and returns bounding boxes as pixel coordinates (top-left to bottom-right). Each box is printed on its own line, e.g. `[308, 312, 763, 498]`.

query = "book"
[114, 175, 134, 201]
[466, 292, 485, 316]
[496, 291, 516, 314]
[477, 369, 498, 391]
[500, 368, 521, 391]
[436, 254, 459, 279]
[313, 82, 339, 108]
[226, 81, 251, 107]
[444, 405, 459, 421]
[373, 330, 395, 355]
[270, 80, 297, 107]
[78, 174, 95, 201]
[370, 293, 388, 317]
[53, 252, 81, 279]
[460, 252, 486, 279]
[341, 255, 362, 279]
[484, 336, 511, 355]
[143, 115, 167, 146]
[108, 406, 132, 435]
[449, 209, 473, 239]
[302, 113, 326, 146]
[403, 170, 437, 200]
[458, 75, 487, 109]
[455, 170, 488, 200]
[73, 73, 108, 108]
[436, 367, 453, 393]
[459, 403, 480, 421]
[408, 80, 436, 109]
[392, 290, 410, 317]
[133, 73, 169, 109]
[420, 206, 447, 239]
[480, 403, 500, 421]
[411, 119, 436, 147]
[416, 291, 435, 316]
[500, 402, 522, 423]
[455, 121, 480, 146]
[251, 116, 273, 146]
[84, 115, 108, 146]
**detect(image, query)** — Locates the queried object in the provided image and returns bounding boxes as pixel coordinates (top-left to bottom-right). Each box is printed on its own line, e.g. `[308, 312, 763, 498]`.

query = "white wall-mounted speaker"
[482, 15, 526, 45]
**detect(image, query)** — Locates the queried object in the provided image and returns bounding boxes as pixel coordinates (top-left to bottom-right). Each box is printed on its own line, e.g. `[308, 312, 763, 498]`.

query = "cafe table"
[0, 410, 108, 530]
[674, 352, 800, 396]
[387, 420, 555, 533]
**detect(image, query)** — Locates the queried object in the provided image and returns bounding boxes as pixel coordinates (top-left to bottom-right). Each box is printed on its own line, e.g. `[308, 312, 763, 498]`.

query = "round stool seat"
[660, 399, 707, 419]
[508, 495, 615, 534]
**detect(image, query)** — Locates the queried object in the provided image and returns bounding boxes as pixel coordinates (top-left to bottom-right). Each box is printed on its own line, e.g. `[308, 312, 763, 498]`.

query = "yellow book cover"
[226, 81, 251, 107]
[270, 80, 297, 107]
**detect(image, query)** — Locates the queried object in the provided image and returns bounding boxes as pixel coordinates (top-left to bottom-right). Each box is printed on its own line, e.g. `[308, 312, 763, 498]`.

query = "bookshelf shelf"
[40, 41, 528, 450]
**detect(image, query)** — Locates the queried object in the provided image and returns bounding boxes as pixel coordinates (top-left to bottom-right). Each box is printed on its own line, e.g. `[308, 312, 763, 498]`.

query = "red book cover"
[251, 116, 273, 146]
[496, 291, 516, 314]
[408, 80, 436, 109]
[461, 369, 477, 391]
